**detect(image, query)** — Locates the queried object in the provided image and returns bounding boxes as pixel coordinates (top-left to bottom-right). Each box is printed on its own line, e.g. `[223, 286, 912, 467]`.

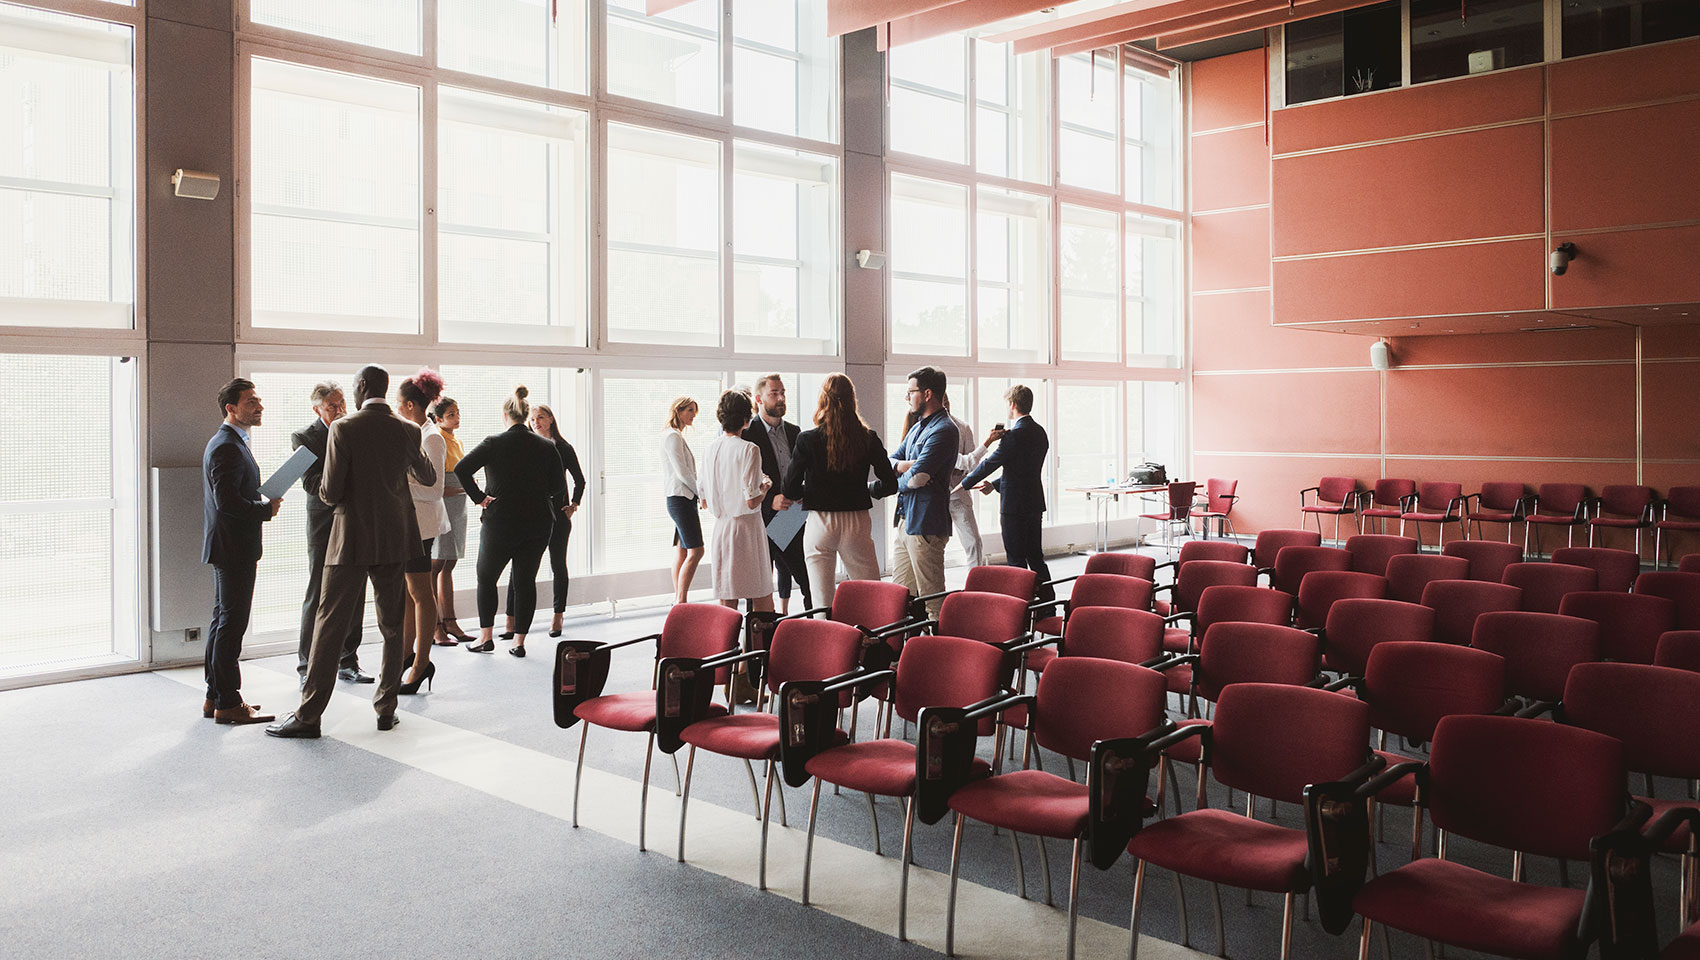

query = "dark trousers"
[1001, 511, 1055, 603]
[769, 523, 811, 607]
[298, 502, 364, 676]
[481, 525, 549, 634]
[509, 514, 571, 616]
[299, 561, 408, 724]
[205, 561, 256, 710]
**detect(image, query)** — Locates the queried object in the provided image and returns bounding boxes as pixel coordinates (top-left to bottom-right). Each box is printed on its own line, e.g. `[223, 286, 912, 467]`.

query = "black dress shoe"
[377, 713, 400, 731]
[338, 666, 375, 684]
[265, 714, 322, 739]
[464, 639, 495, 653]
[508, 644, 526, 658]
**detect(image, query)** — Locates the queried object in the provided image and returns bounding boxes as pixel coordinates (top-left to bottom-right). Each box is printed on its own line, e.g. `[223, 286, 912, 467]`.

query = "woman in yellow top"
[430, 396, 475, 645]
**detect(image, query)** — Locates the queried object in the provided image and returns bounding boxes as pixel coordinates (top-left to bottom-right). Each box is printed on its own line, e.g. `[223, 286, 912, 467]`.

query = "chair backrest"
[1173, 560, 1257, 613]
[937, 591, 1031, 646]
[1536, 482, 1589, 516]
[1682, 554, 1700, 575]
[1194, 622, 1321, 704]
[1598, 484, 1655, 519]
[1414, 481, 1464, 513]
[1066, 573, 1154, 614]
[1210, 683, 1370, 805]
[1321, 598, 1435, 676]
[1501, 562, 1599, 615]
[962, 565, 1040, 601]
[1421, 580, 1524, 646]
[1470, 611, 1601, 703]
[1158, 481, 1198, 519]
[1344, 534, 1419, 577]
[1656, 631, 1700, 673]
[1253, 528, 1322, 570]
[1559, 591, 1677, 664]
[1369, 478, 1416, 509]
[1172, 540, 1249, 567]
[767, 618, 865, 692]
[893, 635, 1008, 727]
[1082, 551, 1158, 581]
[1295, 570, 1388, 630]
[1061, 607, 1165, 664]
[1563, 662, 1700, 779]
[658, 603, 746, 663]
[1385, 553, 1470, 604]
[1194, 584, 1295, 634]
[1665, 487, 1700, 520]
[1270, 544, 1352, 594]
[1426, 715, 1624, 861]
[829, 580, 913, 632]
[1633, 571, 1700, 630]
[1551, 547, 1641, 593]
[1202, 477, 1238, 514]
[1032, 657, 1167, 762]
[1477, 481, 1527, 512]
[1362, 641, 1506, 745]
[1443, 539, 1523, 583]
[1316, 476, 1358, 505]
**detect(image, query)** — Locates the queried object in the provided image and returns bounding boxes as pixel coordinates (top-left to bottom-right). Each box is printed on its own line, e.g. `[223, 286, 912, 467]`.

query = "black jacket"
[202, 423, 271, 565]
[961, 415, 1049, 515]
[455, 424, 567, 537]
[783, 427, 898, 513]
[742, 416, 801, 520]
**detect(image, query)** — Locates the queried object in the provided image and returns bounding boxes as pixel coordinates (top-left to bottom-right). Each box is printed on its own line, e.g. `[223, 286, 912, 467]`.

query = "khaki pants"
[803, 510, 882, 608]
[891, 531, 949, 619]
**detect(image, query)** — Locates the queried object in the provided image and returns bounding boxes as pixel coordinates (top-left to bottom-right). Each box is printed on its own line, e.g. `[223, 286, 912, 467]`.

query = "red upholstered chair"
[1471, 611, 1600, 705]
[1359, 478, 1416, 534]
[1269, 544, 1352, 595]
[780, 578, 917, 705]
[1552, 546, 1643, 593]
[1685, 554, 1700, 575]
[1294, 569, 1388, 631]
[783, 635, 1007, 939]
[1589, 484, 1657, 553]
[1421, 579, 1523, 646]
[1166, 621, 1322, 723]
[1127, 684, 1373, 960]
[1152, 557, 1257, 619]
[1635, 571, 1700, 630]
[1022, 605, 1166, 678]
[1385, 553, 1469, 604]
[1656, 488, 1700, 569]
[1443, 538, 1524, 583]
[1344, 534, 1418, 577]
[1351, 715, 1629, 960]
[1317, 598, 1436, 677]
[928, 657, 1170, 959]
[1398, 481, 1468, 550]
[1467, 481, 1536, 543]
[1190, 477, 1240, 539]
[1656, 631, 1700, 673]
[1140, 480, 1198, 551]
[1032, 573, 1154, 640]
[1299, 476, 1361, 541]
[1559, 591, 1677, 664]
[673, 618, 863, 880]
[1162, 583, 1293, 656]
[961, 565, 1041, 601]
[1153, 539, 1250, 582]
[1502, 561, 1599, 614]
[1526, 482, 1593, 555]
[1078, 550, 1159, 582]
[1253, 528, 1322, 572]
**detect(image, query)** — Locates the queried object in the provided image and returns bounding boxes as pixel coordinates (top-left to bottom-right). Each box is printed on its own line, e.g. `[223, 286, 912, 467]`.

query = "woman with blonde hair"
[661, 396, 705, 604]
[782, 373, 898, 605]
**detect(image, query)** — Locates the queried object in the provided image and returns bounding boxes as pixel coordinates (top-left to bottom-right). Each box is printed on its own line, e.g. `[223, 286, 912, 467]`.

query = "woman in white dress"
[699, 389, 773, 611]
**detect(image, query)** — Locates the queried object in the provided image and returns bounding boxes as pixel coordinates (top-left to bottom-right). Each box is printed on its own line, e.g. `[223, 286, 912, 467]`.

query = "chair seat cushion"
[1026, 646, 1058, 673]
[1302, 505, 1353, 515]
[681, 712, 843, 760]
[1127, 808, 1310, 893]
[1361, 508, 1404, 519]
[1664, 922, 1700, 960]
[576, 691, 726, 732]
[1354, 858, 1586, 960]
[1163, 627, 1191, 653]
[948, 769, 1091, 840]
[1190, 509, 1229, 519]
[1370, 749, 1419, 806]
[807, 738, 990, 796]
[1034, 615, 1064, 636]
[1162, 718, 1209, 765]
[1590, 517, 1647, 528]
[1165, 663, 1192, 695]
[1645, 795, 1696, 852]
[1527, 515, 1584, 525]
[1401, 512, 1458, 523]
[1657, 520, 1700, 533]
[1471, 512, 1520, 524]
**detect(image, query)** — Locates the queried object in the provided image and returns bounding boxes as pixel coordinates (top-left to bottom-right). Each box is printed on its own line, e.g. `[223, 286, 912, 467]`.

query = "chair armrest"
[868, 617, 930, 640]
[601, 632, 663, 652]
[1041, 574, 1080, 589]
[1581, 800, 1661, 954]
[774, 605, 832, 625]
[1026, 599, 1061, 615]
[1007, 633, 1059, 655]
[1515, 698, 1561, 719]
[1446, 495, 1467, 517]
[1304, 754, 1390, 935]
[1397, 493, 1419, 512]
[1085, 721, 1178, 868]
[653, 650, 764, 753]
[777, 667, 898, 788]
[1461, 493, 1481, 509]
[911, 589, 953, 608]
[915, 696, 1031, 825]
[1148, 653, 1197, 672]
[552, 638, 618, 729]
[1151, 583, 1176, 599]
[1162, 611, 1194, 627]
[1323, 674, 1361, 694]
[1354, 759, 1427, 802]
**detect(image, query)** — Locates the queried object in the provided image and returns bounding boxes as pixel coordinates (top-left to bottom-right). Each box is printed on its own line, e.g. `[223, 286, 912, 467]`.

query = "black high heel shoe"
[464, 639, 495, 654]
[399, 661, 436, 695]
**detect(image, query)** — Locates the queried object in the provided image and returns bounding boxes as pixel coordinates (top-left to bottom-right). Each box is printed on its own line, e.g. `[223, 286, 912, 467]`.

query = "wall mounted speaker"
[1370, 340, 1393, 371]
[171, 169, 220, 200]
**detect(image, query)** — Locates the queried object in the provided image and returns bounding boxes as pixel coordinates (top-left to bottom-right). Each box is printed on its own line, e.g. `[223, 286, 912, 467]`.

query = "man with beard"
[742, 375, 811, 615]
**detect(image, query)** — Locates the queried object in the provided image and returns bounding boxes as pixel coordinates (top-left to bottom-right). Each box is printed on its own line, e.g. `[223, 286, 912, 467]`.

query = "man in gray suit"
[291, 380, 370, 688]
[268, 365, 435, 738]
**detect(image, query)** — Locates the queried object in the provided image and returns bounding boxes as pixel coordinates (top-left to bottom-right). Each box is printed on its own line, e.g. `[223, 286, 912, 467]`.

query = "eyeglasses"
[904, 388, 920, 397]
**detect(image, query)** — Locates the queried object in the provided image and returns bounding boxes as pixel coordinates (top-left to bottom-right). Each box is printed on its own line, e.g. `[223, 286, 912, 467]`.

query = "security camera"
[1550, 242, 1577, 277]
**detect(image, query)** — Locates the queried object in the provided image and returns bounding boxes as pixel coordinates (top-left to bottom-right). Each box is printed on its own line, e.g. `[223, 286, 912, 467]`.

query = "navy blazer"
[202, 423, 271, 565]
[890, 409, 959, 537]
[961, 415, 1049, 516]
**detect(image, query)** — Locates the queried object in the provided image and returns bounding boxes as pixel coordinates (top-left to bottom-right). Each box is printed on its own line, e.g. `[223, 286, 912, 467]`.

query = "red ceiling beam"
[1155, 0, 1387, 47]
[827, 0, 969, 38]
[883, 0, 1061, 48]
[1010, 0, 1265, 55]
[1046, 0, 1289, 56]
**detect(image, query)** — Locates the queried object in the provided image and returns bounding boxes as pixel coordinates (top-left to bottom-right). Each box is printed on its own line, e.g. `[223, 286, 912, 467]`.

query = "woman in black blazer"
[453, 385, 565, 657]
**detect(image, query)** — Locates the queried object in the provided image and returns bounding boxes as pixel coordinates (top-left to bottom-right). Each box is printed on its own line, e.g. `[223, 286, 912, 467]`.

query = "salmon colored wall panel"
[1192, 290, 1368, 370]
[1273, 239, 1547, 324]
[1643, 361, 1700, 461]
[1384, 364, 1636, 460]
[1273, 124, 1545, 256]
[1551, 100, 1700, 231]
[1271, 66, 1545, 154]
[1191, 48, 1267, 132]
[1384, 458, 1639, 550]
[1548, 36, 1700, 115]
[1389, 327, 1636, 365]
[1642, 325, 1700, 359]
[1193, 208, 1271, 292]
[1552, 226, 1700, 309]
[1193, 370, 1381, 454]
[1191, 453, 1383, 537]
[1193, 126, 1270, 211]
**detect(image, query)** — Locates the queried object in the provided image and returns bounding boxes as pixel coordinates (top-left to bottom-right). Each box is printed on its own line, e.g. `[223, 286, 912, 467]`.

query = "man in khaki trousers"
[268, 365, 435, 738]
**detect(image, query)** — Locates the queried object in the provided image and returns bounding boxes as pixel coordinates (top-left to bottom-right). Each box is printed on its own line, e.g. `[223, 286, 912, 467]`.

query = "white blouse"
[700, 434, 765, 519]
[410, 424, 451, 539]
[660, 428, 698, 500]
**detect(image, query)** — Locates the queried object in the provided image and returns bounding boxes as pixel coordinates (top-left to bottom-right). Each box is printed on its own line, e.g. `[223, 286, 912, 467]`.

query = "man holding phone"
[957, 383, 1054, 603]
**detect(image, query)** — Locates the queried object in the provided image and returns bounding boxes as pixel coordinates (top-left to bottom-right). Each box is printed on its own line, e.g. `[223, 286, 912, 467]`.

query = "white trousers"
[949, 493, 984, 569]
[803, 510, 881, 608]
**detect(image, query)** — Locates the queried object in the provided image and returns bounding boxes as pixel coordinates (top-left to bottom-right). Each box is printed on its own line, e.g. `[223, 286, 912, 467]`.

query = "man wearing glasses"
[889, 366, 958, 619]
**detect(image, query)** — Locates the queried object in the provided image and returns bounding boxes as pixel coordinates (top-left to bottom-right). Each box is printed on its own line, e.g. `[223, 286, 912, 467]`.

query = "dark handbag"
[1127, 463, 1168, 485]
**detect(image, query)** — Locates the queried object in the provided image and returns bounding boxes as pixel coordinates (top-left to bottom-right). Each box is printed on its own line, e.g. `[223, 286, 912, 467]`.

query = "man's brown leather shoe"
[213, 702, 275, 725]
[206, 699, 260, 719]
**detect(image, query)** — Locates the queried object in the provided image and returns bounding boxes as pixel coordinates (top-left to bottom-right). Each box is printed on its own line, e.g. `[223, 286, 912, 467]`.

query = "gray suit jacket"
[319, 401, 436, 566]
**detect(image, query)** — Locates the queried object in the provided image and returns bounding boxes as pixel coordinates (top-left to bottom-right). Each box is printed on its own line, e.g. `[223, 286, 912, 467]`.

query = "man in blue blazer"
[890, 366, 958, 618]
[201, 378, 283, 724]
[959, 383, 1054, 602]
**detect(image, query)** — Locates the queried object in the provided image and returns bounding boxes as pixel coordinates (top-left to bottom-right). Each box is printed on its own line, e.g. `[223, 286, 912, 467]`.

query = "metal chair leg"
[1066, 837, 1083, 960]
[638, 732, 654, 851]
[802, 778, 821, 905]
[760, 758, 777, 890]
[1357, 919, 1373, 960]
[677, 745, 696, 862]
[1010, 829, 1028, 898]
[744, 758, 762, 818]
[946, 813, 966, 957]
[899, 797, 916, 941]
[1174, 868, 1191, 948]
[776, 771, 788, 827]
[1280, 891, 1296, 960]
[1128, 858, 1148, 960]
[866, 791, 882, 855]
[672, 751, 682, 795]
[572, 723, 588, 828]
[1211, 882, 1226, 956]
[1038, 835, 1054, 906]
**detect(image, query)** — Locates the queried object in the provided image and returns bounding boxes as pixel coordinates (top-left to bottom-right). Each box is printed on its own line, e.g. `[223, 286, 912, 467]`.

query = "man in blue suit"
[959, 383, 1055, 602]
[889, 366, 958, 618]
[201, 378, 284, 724]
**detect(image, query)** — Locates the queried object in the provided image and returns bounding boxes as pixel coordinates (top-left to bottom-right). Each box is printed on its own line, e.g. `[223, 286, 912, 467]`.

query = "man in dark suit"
[959, 383, 1055, 602]
[269, 365, 435, 738]
[890, 366, 959, 618]
[201, 378, 284, 724]
[742, 375, 811, 615]
[291, 380, 371, 688]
